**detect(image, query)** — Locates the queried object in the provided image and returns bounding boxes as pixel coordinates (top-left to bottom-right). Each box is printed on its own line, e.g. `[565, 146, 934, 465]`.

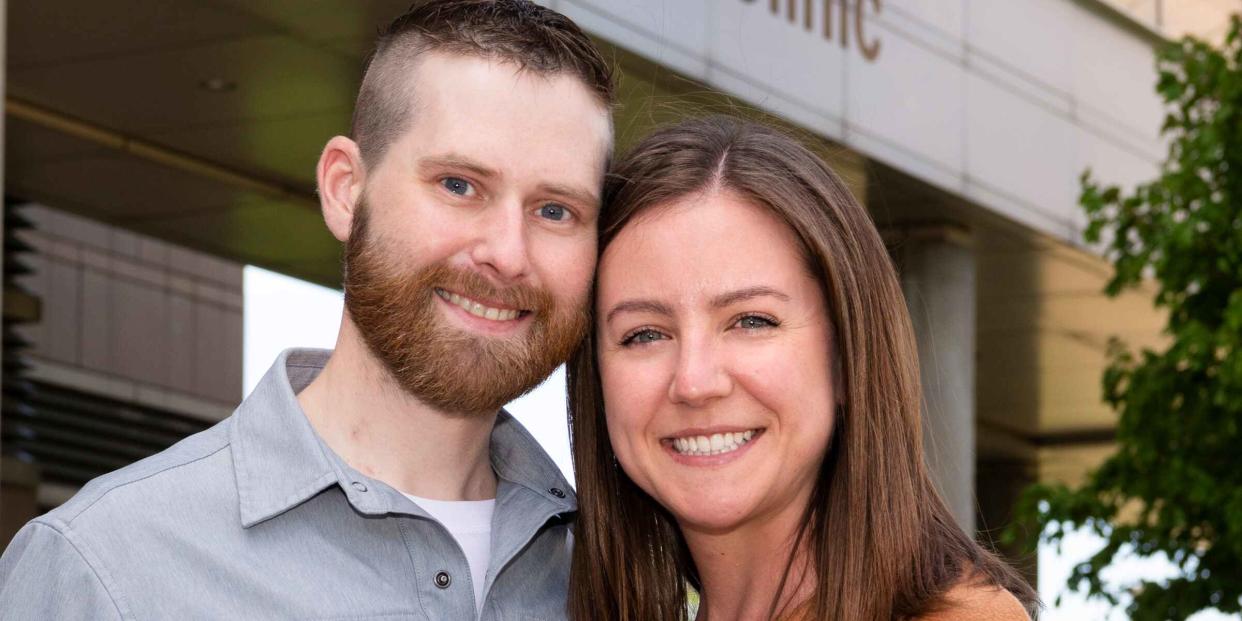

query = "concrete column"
[896, 226, 976, 534]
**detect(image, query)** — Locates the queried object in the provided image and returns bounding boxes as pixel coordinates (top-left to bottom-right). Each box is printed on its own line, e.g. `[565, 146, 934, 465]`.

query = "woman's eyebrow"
[604, 299, 673, 324]
[711, 286, 790, 309]
[604, 287, 789, 324]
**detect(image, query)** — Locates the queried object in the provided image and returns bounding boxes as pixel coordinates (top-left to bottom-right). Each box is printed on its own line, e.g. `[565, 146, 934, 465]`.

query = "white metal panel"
[846, 19, 965, 182]
[560, 0, 710, 78]
[965, 72, 1078, 235]
[1073, 128, 1161, 234]
[967, 0, 1077, 98]
[709, 0, 847, 126]
[883, 0, 967, 46]
[1071, 3, 1164, 149]
[966, 47, 1072, 117]
[1077, 128, 1159, 192]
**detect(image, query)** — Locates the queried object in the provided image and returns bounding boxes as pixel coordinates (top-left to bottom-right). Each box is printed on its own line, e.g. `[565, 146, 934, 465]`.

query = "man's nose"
[469, 201, 530, 283]
[668, 335, 733, 407]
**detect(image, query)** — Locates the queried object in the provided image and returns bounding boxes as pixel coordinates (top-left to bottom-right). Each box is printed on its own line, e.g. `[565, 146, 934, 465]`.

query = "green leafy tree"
[1013, 16, 1242, 621]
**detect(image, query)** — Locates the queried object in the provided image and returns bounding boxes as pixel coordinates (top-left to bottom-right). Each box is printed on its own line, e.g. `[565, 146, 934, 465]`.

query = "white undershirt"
[403, 493, 496, 615]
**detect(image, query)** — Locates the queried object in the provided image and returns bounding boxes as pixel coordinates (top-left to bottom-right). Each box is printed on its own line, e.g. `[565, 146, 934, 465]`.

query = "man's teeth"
[435, 289, 520, 321]
[671, 430, 758, 457]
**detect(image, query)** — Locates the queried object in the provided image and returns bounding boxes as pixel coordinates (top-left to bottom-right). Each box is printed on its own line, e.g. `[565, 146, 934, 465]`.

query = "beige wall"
[13, 204, 242, 418]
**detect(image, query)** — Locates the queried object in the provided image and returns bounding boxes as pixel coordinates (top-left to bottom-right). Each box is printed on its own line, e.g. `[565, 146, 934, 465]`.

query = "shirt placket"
[336, 469, 479, 619]
[402, 518, 478, 620]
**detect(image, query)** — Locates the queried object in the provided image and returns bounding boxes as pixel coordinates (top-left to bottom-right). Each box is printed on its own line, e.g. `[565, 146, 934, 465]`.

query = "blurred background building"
[0, 0, 1238, 615]
[1111, 0, 1238, 42]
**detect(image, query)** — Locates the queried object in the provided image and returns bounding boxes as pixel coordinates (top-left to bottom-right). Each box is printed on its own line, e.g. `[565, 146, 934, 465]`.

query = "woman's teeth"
[436, 289, 520, 321]
[671, 430, 758, 457]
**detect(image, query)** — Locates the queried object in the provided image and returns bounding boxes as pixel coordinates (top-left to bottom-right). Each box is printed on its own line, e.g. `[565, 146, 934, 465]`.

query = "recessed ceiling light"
[199, 77, 237, 93]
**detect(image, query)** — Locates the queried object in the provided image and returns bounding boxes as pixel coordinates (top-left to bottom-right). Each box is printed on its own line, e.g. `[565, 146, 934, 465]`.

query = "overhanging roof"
[6, 1, 426, 286]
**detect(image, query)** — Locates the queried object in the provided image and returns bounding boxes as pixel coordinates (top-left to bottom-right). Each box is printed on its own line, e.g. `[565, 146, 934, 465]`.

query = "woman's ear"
[317, 135, 366, 243]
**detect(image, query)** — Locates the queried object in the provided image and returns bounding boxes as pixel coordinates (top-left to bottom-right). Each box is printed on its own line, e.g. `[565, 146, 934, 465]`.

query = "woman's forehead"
[597, 193, 815, 306]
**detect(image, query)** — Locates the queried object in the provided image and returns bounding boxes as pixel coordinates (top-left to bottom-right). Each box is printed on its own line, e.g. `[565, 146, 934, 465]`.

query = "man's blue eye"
[539, 204, 568, 221]
[441, 177, 472, 196]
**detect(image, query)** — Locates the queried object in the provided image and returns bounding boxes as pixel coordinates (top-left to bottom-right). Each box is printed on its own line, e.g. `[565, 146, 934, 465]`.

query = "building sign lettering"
[742, 0, 882, 61]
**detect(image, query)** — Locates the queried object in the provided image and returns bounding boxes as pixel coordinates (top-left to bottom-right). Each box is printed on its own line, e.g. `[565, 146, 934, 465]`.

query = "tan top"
[776, 583, 1030, 621]
[915, 583, 1030, 621]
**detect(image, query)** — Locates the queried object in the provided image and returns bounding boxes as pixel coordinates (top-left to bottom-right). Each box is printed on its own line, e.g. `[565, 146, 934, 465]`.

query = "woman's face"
[597, 189, 837, 534]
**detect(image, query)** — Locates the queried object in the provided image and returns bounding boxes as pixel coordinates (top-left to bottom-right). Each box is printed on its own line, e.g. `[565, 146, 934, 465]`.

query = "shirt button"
[351, 481, 368, 492]
[550, 487, 566, 498]
[434, 571, 452, 589]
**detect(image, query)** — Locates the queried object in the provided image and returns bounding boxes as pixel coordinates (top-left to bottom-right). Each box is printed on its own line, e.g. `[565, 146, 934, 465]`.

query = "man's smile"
[434, 288, 530, 322]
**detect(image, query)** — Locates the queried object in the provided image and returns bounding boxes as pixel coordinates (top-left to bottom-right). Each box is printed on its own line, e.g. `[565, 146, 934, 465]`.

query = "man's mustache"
[421, 264, 552, 315]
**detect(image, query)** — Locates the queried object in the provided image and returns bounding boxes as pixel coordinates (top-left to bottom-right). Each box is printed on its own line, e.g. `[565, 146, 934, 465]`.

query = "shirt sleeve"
[0, 521, 125, 620]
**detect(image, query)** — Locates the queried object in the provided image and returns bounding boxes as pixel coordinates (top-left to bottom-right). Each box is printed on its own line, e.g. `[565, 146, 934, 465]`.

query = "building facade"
[1, 204, 242, 543]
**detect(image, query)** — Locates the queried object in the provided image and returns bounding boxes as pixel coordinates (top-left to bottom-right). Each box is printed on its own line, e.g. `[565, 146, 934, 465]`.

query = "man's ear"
[317, 136, 366, 243]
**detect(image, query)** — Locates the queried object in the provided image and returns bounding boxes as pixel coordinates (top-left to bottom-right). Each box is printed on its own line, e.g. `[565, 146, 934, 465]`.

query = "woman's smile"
[665, 427, 762, 457]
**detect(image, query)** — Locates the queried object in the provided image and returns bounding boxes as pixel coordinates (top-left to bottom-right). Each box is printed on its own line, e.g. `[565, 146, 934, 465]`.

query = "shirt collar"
[230, 348, 576, 528]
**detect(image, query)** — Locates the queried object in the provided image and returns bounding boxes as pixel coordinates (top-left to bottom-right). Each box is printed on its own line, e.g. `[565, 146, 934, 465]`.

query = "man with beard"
[0, 2, 612, 619]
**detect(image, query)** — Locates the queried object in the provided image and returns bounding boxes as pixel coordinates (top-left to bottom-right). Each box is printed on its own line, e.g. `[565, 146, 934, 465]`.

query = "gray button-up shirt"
[0, 349, 577, 620]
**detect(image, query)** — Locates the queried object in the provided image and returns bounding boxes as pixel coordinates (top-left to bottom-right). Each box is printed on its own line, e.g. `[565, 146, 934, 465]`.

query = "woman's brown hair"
[567, 116, 1038, 620]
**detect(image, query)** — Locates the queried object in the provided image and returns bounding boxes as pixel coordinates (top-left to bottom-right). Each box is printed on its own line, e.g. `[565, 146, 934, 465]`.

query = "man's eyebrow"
[604, 299, 674, 324]
[418, 154, 499, 179]
[711, 286, 790, 309]
[537, 182, 600, 209]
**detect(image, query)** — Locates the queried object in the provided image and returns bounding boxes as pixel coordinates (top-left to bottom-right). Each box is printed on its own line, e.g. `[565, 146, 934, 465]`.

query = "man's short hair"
[351, 0, 615, 168]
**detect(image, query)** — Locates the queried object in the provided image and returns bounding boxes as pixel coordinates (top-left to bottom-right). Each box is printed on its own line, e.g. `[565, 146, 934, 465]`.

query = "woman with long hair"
[567, 116, 1039, 620]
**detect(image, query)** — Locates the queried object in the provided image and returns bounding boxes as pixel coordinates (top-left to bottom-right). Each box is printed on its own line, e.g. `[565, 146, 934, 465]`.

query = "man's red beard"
[342, 202, 589, 416]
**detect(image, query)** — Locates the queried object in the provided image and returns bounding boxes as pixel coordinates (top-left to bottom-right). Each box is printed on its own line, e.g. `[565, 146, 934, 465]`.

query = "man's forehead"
[393, 56, 609, 190]
[405, 53, 610, 139]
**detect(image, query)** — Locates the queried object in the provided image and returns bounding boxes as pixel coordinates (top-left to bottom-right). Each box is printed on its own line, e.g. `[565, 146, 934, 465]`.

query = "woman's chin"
[663, 495, 757, 535]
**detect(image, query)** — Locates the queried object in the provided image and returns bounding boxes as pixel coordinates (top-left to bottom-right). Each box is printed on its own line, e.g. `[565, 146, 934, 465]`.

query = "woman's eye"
[440, 177, 475, 196]
[621, 329, 666, 347]
[735, 315, 778, 330]
[538, 203, 571, 222]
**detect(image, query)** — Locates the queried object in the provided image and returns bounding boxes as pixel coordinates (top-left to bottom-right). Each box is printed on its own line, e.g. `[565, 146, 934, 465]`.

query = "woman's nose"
[668, 336, 733, 407]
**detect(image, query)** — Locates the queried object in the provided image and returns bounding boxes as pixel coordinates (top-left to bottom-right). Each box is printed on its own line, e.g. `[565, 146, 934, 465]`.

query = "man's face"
[343, 52, 610, 416]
